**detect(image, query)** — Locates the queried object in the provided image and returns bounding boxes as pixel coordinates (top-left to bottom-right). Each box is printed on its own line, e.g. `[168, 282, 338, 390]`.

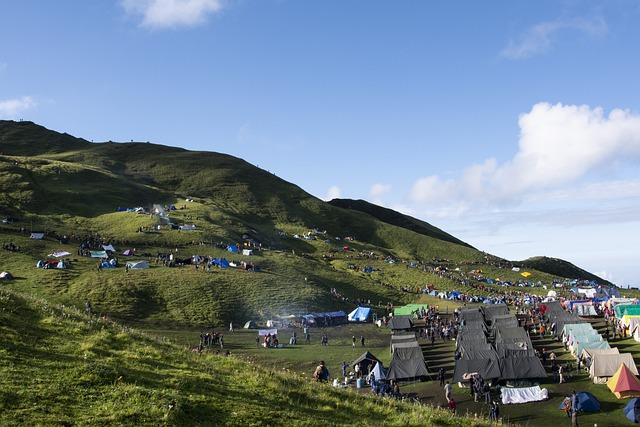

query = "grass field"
[0, 288, 493, 427]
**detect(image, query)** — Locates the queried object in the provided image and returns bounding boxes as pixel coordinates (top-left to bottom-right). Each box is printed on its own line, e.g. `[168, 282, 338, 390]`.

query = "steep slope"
[518, 256, 613, 286]
[0, 288, 488, 426]
[0, 120, 481, 262]
[329, 198, 473, 248]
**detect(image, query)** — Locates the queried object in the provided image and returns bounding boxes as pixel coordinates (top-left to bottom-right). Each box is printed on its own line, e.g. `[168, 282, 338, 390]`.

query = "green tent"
[615, 304, 640, 319]
[394, 304, 429, 317]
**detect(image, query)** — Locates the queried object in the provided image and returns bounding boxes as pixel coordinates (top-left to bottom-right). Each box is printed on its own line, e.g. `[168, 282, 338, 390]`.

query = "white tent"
[590, 353, 638, 383]
[102, 244, 116, 252]
[30, 232, 44, 240]
[501, 385, 548, 404]
[49, 251, 71, 258]
[242, 249, 253, 256]
[547, 290, 557, 298]
[126, 260, 149, 269]
[0, 271, 13, 280]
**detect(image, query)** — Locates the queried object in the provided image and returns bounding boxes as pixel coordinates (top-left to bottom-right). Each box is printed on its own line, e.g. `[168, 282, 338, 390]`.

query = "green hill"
[0, 120, 613, 329]
[518, 256, 613, 286]
[328, 198, 473, 248]
[0, 288, 487, 426]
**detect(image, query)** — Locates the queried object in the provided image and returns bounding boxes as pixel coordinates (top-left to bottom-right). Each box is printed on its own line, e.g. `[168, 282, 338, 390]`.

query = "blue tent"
[559, 392, 600, 412]
[625, 398, 640, 423]
[348, 307, 371, 322]
[363, 266, 373, 273]
[226, 245, 239, 253]
[212, 258, 230, 269]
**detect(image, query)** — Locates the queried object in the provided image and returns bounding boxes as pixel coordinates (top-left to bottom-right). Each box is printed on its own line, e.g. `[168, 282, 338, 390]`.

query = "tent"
[49, 251, 71, 258]
[122, 249, 134, 256]
[226, 244, 239, 253]
[608, 363, 640, 399]
[453, 357, 502, 383]
[389, 316, 413, 331]
[391, 341, 420, 353]
[387, 347, 429, 381]
[211, 258, 230, 269]
[625, 398, 640, 423]
[371, 361, 387, 381]
[102, 244, 116, 252]
[590, 353, 639, 383]
[179, 224, 196, 231]
[348, 306, 372, 322]
[558, 392, 600, 412]
[243, 320, 257, 329]
[258, 329, 277, 336]
[547, 290, 557, 298]
[242, 249, 253, 256]
[581, 347, 619, 365]
[501, 385, 549, 404]
[126, 260, 149, 270]
[616, 304, 640, 319]
[90, 250, 108, 259]
[352, 351, 381, 372]
[499, 357, 547, 380]
[574, 304, 598, 317]
[30, 232, 44, 240]
[394, 304, 429, 316]
[0, 271, 13, 280]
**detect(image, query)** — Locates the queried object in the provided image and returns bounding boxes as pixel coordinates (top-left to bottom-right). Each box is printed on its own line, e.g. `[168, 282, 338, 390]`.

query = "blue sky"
[2, 0, 640, 286]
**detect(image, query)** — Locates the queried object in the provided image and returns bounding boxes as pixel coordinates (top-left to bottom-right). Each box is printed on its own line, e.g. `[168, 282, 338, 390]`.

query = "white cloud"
[323, 185, 342, 201]
[502, 17, 607, 59]
[410, 102, 640, 212]
[370, 183, 391, 199]
[0, 96, 36, 118]
[121, 0, 224, 29]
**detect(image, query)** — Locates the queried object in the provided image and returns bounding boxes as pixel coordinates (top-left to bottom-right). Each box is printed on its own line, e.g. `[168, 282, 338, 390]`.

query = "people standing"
[438, 367, 446, 386]
[571, 391, 579, 427]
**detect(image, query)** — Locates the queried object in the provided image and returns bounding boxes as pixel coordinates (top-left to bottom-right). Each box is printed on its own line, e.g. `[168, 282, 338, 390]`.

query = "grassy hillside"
[329, 198, 473, 248]
[0, 288, 490, 427]
[0, 120, 613, 328]
[518, 256, 613, 286]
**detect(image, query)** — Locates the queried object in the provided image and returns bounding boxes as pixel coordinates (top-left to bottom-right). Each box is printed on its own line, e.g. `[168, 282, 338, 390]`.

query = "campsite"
[2, 2, 640, 424]
[0, 121, 638, 425]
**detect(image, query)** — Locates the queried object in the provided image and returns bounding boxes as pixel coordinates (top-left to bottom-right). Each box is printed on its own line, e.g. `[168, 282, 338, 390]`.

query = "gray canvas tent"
[352, 351, 381, 373]
[387, 347, 429, 381]
[499, 357, 547, 380]
[389, 316, 413, 331]
[453, 357, 501, 383]
[391, 340, 420, 353]
[589, 353, 638, 383]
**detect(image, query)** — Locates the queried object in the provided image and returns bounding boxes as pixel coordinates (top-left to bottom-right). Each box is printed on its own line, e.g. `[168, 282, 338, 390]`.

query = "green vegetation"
[519, 256, 612, 286]
[0, 288, 491, 426]
[329, 198, 473, 248]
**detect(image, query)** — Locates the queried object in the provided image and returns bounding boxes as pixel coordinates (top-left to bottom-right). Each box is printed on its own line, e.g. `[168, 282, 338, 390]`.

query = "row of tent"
[453, 305, 546, 385]
[547, 300, 640, 399]
[386, 332, 429, 381]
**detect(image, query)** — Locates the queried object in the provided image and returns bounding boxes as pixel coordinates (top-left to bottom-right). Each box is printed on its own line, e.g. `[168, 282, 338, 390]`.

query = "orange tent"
[607, 363, 640, 398]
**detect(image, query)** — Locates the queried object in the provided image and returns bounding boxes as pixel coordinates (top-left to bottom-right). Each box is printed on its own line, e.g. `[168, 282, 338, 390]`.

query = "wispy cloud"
[0, 96, 37, 118]
[121, 0, 224, 29]
[410, 102, 640, 212]
[502, 17, 607, 59]
[323, 185, 342, 201]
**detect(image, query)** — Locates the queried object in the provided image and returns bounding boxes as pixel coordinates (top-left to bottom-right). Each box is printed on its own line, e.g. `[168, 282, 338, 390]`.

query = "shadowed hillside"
[518, 256, 613, 286]
[329, 198, 473, 248]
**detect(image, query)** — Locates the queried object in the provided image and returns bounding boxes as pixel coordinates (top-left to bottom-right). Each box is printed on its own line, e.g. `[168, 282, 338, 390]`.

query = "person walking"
[360, 335, 365, 347]
[438, 367, 446, 386]
[352, 335, 356, 348]
[444, 381, 452, 402]
[571, 391, 579, 427]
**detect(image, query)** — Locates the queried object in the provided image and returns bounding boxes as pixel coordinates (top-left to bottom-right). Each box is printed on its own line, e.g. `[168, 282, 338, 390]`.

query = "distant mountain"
[518, 256, 614, 286]
[328, 198, 473, 249]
